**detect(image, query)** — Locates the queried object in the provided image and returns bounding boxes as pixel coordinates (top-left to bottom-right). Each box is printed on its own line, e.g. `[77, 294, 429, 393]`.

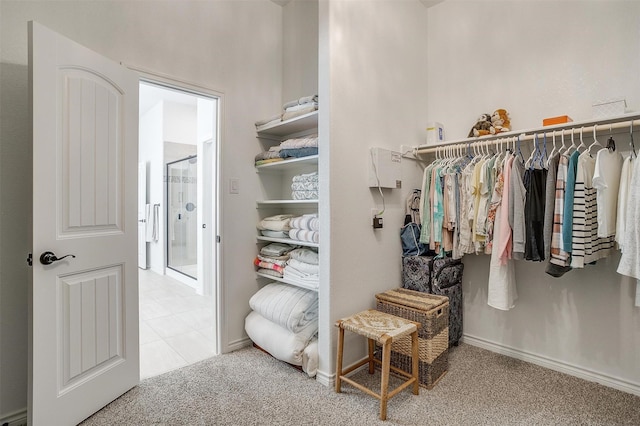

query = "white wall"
[0, 0, 282, 419]
[282, 0, 319, 103]
[318, 0, 428, 378]
[163, 102, 197, 146]
[140, 102, 166, 274]
[426, 0, 640, 393]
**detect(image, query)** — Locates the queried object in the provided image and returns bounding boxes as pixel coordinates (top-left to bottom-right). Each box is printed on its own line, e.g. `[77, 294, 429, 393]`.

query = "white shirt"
[593, 148, 624, 238]
[616, 156, 633, 250]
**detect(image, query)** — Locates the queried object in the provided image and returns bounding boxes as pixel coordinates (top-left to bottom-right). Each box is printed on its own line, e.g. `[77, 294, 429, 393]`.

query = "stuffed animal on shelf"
[491, 109, 511, 134]
[468, 113, 493, 137]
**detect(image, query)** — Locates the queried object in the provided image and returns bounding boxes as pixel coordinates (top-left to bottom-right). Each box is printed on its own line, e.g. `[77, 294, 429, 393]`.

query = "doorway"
[137, 80, 220, 379]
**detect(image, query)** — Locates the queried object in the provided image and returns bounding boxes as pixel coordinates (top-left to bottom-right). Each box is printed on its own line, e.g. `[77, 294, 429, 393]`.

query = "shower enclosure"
[167, 155, 198, 279]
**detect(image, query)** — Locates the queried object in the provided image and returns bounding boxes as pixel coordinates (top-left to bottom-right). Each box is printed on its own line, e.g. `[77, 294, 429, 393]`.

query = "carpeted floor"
[80, 343, 640, 425]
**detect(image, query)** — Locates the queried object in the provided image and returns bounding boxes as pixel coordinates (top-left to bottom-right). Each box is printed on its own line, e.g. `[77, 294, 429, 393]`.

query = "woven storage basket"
[375, 288, 449, 389]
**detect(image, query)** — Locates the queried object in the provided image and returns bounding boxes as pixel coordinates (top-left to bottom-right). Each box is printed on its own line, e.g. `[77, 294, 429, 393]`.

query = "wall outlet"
[371, 208, 383, 229]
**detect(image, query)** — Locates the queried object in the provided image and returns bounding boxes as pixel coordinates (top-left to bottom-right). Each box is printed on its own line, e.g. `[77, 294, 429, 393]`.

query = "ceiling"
[139, 83, 197, 116]
[269, 0, 444, 8]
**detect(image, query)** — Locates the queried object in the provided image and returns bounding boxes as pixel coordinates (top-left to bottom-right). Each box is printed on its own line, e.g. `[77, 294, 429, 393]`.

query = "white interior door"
[29, 21, 139, 425]
[138, 162, 148, 269]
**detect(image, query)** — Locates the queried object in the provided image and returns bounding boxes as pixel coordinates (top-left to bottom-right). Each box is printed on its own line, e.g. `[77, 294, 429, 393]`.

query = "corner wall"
[318, 0, 429, 377]
[0, 0, 283, 418]
[426, 0, 640, 394]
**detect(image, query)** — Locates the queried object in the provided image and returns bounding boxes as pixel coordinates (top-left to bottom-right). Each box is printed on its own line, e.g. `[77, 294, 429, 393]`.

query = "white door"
[29, 21, 139, 425]
[138, 162, 148, 269]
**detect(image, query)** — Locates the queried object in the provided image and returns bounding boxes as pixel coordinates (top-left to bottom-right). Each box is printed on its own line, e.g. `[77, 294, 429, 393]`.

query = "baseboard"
[0, 408, 27, 426]
[315, 359, 370, 388]
[315, 369, 334, 387]
[462, 334, 640, 397]
[226, 336, 252, 353]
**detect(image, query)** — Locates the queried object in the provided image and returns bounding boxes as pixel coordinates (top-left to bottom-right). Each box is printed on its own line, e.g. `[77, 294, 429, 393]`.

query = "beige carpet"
[81, 343, 640, 425]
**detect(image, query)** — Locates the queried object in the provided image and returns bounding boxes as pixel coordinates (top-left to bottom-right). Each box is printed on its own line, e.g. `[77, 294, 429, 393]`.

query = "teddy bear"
[491, 109, 511, 134]
[468, 113, 493, 137]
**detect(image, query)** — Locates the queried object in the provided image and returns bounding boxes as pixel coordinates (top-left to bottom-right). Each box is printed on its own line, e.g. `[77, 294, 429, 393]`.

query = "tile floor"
[138, 268, 216, 380]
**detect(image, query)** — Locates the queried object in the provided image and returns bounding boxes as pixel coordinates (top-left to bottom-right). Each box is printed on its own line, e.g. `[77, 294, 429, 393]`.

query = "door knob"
[40, 251, 76, 265]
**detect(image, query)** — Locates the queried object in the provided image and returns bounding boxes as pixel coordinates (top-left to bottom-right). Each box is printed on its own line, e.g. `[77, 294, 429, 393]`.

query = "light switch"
[229, 178, 239, 194]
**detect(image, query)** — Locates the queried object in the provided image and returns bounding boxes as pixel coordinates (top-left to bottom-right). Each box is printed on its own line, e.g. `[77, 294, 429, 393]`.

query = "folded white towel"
[255, 113, 282, 127]
[285, 102, 318, 113]
[282, 105, 317, 121]
[288, 258, 319, 275]
[289, 248, 319, 265]
[282, 95, 318, 110]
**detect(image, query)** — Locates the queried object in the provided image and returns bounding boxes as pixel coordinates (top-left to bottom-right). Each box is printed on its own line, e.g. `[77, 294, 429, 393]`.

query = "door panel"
[29, 21, 139, 425]
[61, 69, 123, 235]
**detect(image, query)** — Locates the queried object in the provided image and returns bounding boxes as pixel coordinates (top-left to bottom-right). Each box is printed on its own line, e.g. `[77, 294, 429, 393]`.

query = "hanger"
[577, 127, 587, 152]
[525, 134, 536, 169]
[563, 128, 575, 155]
[516, 134, 525, 161]
[547, 130, 557, 166]
[631, 121, 637, 159]
[539, 133, 548, 168]
[606, 123, 616, 152]
[587, 124, 603, 156]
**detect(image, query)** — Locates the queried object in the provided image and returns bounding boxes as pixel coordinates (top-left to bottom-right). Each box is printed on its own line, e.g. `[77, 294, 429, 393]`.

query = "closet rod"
[414, 114, 640, 155]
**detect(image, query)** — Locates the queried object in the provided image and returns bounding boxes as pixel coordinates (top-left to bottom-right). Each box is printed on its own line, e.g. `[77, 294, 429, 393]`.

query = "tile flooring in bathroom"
[138, 268, 216, 380]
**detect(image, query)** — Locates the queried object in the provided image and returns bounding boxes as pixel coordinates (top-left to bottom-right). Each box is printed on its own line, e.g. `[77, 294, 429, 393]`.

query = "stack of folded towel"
[245, 282, 318, 376]
[283, 248, 319, 289]
[282, 95, 318, 121]
[255, 243, 296, 279]
[289, 213, 319, 244]
[291, 171, 318, 200]
[254, 94, 318, 130]
[256, 214, 294, 238]
[254, 135, 318, 166]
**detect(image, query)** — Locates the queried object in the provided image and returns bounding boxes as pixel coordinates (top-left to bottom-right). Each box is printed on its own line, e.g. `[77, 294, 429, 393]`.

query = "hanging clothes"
[616, 156, 633, 250]
[497, 153, 515, 264]
[570, 151, 589, 269]
[487, 151, 516, 310]
[524, 167, 547, 261]
[543, 153, 560, 259]
[617, 155, 640, 280]
[546, 154, 572, 277]
[509, 155, 527, 260]
[593, 148, 624, 238]
[561, 150, 580, 254]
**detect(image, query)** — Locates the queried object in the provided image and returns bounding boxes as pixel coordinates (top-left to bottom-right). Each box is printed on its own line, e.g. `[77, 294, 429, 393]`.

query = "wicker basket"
[375, 288, 449, 389]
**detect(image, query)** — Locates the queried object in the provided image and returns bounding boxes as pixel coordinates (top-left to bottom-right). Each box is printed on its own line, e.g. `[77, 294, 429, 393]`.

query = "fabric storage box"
[402, 256, 464, 347]
[402, 256, 432, 293]
[430, 258, 464, 347]
[375, 288, 449, 389]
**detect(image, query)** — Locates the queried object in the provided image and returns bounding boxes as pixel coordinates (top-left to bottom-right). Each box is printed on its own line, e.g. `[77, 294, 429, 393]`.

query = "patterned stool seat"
[335, 309, 420, 421]
[338, 309, 418, 344]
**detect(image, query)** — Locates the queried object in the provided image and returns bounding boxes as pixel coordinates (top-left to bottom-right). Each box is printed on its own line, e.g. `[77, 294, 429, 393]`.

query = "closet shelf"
[257, 200, 318, 207]
[413, 112, 640, 155]
[255, 155, 318, 172]
[256, 235, 319, 248]
[256, 111, 318, 137]
[256, 272, 319, 292]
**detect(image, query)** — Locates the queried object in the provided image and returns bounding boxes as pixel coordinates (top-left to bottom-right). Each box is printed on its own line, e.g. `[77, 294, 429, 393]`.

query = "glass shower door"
[167, 156, 198, 279]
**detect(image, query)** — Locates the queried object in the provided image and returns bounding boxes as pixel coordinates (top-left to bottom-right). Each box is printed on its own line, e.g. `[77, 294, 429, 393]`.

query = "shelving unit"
[256, 110, 318, 137]
[254, 111, 319, 291]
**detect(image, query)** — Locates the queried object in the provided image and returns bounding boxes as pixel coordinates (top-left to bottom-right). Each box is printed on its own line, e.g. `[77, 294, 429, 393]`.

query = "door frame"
[133, 66, 224, 356]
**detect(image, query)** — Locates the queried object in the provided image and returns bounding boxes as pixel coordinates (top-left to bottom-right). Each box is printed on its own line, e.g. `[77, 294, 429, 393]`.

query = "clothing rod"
[414, 114, 640, 155]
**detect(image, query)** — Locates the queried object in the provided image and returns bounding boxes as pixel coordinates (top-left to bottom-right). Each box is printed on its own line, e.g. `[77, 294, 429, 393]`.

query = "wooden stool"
[335, 309, 420, 421]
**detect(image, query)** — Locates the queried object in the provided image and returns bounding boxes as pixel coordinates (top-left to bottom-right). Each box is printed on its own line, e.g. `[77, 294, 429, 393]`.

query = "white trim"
[1, 408, 27, 426]
[132, 68, 225, 357]
[226, 336, 252, 353]
[463, 334, 640, 397]
[315, 369, 334, 387]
